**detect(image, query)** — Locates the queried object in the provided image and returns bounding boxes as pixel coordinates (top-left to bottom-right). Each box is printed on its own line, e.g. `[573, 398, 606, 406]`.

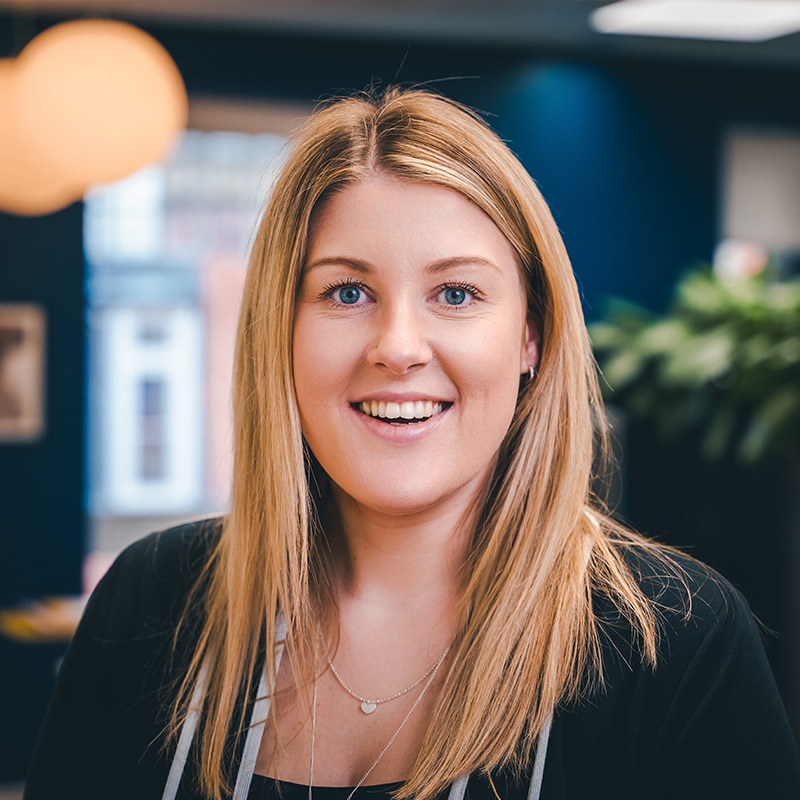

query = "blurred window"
[140, 378, 166, 481]
[85, 128, 287, 556]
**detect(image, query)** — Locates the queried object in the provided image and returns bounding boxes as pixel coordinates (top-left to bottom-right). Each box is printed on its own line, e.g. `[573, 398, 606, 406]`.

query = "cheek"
[446, 332, 524, 458]
[292, 317, 327, 420]
[292, 315, 358, 420]
[452, 322, 526, 388]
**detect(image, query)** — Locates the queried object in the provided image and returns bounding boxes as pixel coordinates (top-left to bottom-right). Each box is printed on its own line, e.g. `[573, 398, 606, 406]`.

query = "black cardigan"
[24, 519, 800, 800]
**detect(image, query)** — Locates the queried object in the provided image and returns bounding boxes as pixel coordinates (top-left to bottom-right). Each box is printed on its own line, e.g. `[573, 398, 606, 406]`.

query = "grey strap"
[446, 712, 552, 800]
[527, 713, 553, 800]
[447, 773, 470, 800]
[161, 615, 287, 800]
[232, 615, 288, 800]
[161, 660, 209, 800]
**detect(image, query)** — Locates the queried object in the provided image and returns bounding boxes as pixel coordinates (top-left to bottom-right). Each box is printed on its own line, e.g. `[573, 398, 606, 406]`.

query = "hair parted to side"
[171, 86, 669, 800]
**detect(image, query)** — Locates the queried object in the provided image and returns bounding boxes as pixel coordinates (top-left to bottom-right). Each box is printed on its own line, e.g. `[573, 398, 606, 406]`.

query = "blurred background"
[1, 0, 800, 791]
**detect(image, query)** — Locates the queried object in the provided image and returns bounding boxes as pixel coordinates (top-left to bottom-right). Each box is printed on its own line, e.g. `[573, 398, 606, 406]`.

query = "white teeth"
[359, 400, 443, 421]
[400, 402, 416, 419]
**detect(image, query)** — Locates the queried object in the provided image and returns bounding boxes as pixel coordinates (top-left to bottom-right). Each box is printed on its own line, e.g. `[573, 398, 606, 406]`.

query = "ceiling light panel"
[592, 0, 800, 42]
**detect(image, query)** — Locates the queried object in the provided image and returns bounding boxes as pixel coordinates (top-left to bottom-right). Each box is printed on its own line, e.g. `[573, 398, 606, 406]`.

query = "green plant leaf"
[738, 386, 800, 463]
[634, 318, 690, 357]
[701, 404, 738, 461]
[659, 328, 735, 387]
[592, 265, 800, 464]
[601, 349, 648, 392]
[774, 336, 800, 366]
[588, 321, 630, 351]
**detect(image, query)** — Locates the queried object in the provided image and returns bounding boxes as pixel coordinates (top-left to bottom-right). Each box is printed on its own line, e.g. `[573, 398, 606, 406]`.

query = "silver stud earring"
[528, 365, 536, 380]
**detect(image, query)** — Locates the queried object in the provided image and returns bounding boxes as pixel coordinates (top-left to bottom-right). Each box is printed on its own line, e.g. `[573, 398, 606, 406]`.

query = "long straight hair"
[171, 87, 667, 800]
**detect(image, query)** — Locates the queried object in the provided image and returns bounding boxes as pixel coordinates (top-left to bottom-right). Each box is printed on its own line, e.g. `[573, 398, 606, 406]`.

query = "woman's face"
[293, 176, 539, 519]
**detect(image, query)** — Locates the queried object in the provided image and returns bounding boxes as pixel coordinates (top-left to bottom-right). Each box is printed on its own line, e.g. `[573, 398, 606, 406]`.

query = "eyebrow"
[426, 256, 502, 275]
[304, 257, 371, 274]
[303, 255, 502, 275]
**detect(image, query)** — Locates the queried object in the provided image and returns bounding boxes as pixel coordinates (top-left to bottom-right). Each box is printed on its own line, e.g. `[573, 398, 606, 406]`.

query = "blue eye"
[319, 279, 370, 307]
[337, 285, 363, 305]
[434, 282, 481, 308]
[443, 287, 467, 305]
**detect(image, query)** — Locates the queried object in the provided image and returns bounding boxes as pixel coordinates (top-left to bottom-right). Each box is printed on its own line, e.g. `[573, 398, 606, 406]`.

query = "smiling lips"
[358, 399, 446, 422]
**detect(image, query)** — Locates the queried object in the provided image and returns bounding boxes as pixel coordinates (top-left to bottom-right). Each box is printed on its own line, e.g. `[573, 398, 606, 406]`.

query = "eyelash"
[317, 278, 484, 308]
[434, 281, 483, 308]
[319, 277, 369, 306]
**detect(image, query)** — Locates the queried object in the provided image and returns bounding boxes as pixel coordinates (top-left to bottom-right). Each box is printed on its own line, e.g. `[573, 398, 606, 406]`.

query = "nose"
[366, 302, 433, 374]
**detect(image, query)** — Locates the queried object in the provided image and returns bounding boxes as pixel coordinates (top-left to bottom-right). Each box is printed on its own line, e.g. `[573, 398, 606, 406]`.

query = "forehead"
[305, 177, 521, 272]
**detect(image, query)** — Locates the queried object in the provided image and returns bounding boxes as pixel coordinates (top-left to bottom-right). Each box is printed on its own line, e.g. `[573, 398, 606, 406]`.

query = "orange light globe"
[13, 19, 188, 190]
[0, 58, 82, 216]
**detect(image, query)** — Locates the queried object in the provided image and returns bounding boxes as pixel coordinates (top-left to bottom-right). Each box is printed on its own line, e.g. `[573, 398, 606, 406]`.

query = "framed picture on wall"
[0, 304, 46, 442]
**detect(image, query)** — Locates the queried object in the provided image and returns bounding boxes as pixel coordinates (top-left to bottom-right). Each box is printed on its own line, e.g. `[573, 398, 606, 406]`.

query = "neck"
[329, 486, 477, 608]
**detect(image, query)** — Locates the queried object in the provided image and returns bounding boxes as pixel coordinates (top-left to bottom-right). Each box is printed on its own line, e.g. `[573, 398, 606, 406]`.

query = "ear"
[520, 314, 541, 376]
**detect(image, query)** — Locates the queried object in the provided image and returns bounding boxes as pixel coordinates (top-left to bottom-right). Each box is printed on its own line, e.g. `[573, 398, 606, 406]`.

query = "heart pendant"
[360, 701, 377, 714]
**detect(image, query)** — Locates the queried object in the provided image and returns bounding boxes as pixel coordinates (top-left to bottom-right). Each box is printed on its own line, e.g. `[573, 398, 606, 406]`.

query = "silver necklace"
[308, 643, 450, 800]
[326, 646, 450, 714]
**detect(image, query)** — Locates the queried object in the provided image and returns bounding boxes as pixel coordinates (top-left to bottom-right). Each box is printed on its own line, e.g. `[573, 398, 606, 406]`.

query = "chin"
[332, 473, 486, 522]
[344, 488, 439, 516]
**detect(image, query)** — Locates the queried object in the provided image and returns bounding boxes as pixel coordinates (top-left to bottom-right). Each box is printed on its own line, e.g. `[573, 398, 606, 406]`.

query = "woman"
[25, 88, 800, 800]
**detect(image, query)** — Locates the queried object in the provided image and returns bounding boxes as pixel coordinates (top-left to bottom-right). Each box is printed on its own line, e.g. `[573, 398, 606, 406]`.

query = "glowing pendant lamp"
[0, 58, 81, 216]
[0, 20, 188, 216]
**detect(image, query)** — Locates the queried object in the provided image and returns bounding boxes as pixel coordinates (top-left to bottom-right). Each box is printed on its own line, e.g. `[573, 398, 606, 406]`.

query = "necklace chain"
[308, 643, 451, 800]
[326, 648, 447, 712]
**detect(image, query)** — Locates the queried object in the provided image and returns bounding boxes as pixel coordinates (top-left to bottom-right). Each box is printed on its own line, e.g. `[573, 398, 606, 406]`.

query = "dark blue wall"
[484, 62, 715, 314]
[0, 203, 85, 780]
[0, 206, 85, 604]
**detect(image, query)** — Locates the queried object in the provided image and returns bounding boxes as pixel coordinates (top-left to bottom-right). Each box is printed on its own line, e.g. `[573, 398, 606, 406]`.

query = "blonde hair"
[172, 87, 666, 800]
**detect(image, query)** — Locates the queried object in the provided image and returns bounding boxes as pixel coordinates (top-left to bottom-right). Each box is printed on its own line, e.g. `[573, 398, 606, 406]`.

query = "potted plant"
[590, 246, 800, 465]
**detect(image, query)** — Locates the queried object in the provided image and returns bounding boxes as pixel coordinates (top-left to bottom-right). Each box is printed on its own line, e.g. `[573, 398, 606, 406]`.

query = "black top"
[250, 778, 401, 800]
[24, 519, 800, 800]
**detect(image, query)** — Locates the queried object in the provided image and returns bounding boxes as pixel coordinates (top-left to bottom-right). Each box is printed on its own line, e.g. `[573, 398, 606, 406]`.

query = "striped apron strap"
[232, 615, 288, 800]
[447, 712, 552, 800]
[161, 614, 287, 800]
[527, 713, 553, 800]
